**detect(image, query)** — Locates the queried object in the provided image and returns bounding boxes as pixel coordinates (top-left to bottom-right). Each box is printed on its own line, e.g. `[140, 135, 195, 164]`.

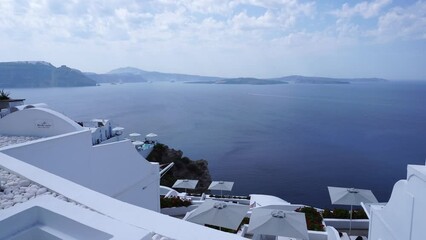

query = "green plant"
[332, 209, 350, 219]
[296, 207, 325, 231]
[160, 196, 191, 208]
[322, 208, 368, 219]
[0, 89, 10, 100]
[322, 209, 334, 218]
[352, 209, 368, 219]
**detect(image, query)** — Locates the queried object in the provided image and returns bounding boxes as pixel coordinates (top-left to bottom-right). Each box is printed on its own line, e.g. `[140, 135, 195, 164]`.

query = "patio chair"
[238, 224, 249, 237]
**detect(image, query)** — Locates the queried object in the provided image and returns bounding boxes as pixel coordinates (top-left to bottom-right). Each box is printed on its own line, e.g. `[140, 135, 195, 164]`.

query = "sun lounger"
[341, 232, 351, 240]
[350, 236, 367, 240]
[252, 234, 278, 240]
[237, 224, 248, 237]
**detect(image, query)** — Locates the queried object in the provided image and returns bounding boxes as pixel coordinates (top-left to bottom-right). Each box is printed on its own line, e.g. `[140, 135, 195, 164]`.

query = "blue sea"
[9, 81, 426, 208]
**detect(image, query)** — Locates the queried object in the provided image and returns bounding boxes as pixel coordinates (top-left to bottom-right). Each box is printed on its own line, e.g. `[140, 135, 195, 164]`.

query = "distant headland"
[0, 62, 388, 88]
[0, 61, 96, 88]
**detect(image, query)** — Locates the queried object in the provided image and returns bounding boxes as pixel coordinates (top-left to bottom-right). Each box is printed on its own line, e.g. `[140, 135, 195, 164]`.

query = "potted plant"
[296, 207, 325, 231]
[160, 196, 197, 216]
[0, 89, 10, 100]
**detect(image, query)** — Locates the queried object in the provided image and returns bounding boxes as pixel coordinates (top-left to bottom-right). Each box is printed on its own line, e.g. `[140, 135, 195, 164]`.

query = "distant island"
[100, 67, 387, 85]
[271, 75, 388, 84]
[189, 78, 287, 85]
[0, 61, 388, 87]
[0, 61, 96, 88]
[87, 67, 220, 84]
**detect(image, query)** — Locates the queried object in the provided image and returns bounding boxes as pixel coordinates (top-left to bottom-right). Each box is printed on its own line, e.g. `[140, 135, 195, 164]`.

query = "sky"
[0, 0, 425, 80]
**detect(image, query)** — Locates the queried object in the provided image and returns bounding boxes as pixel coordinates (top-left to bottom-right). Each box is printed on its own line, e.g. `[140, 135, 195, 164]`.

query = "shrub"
[0, 89, 10, 100]
[296, 207, 325, 231]
[331, 208, 350, 219]
[352, 209, 368, 219]
[181, 157, 190, 164]
[160, 196, 191, 208]
[322, 208, 368, 219]
[322, 209, 334, 218]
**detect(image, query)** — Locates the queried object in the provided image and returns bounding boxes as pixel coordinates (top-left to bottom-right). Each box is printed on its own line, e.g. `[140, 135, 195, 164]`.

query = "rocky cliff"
[146, 143, 212, 193]
[0, 61, 97, 88]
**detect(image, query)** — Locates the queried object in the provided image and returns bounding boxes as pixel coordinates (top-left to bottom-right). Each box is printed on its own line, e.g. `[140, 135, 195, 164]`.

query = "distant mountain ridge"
[98, 67, 387, 85]
[92, 67, 221, 83]
[0, 61, 96, 88]
[272, 75, 387, 84]
[0, 62, 388, 87]
[190, 77, 287, 85]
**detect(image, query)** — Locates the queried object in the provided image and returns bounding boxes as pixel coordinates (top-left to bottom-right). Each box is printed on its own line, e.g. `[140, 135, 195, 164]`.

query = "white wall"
[0, 153, 248, 240]
[323, 219, 369, 230]
[369, 164, 426, 240]
[1, 130, 160, 211]
[0, 108, 83, 137]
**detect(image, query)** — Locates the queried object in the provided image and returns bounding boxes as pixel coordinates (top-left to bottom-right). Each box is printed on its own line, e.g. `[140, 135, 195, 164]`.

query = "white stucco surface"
[0, 108, 83, 137]
[0, 136, 40, 148]
[0, 153, 249, 240]
[0, 130, 160, 211]
[368, 164, 426, 240]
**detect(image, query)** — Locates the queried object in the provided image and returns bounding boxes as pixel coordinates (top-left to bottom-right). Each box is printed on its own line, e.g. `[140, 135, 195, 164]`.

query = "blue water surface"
[10, 81, 426, 208]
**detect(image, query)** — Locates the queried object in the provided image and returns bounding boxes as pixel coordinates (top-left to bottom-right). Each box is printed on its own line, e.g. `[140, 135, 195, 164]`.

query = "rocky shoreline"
[146, 143, 212, 193]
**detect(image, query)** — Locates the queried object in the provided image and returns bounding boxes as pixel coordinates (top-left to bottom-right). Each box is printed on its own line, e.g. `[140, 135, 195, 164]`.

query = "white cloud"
[374, 1, 426, 41]
[332, 0, 392, 19]
[0, 0, 424, 79]
[0, 0, 316, 44]
[329, 0, 426, 43]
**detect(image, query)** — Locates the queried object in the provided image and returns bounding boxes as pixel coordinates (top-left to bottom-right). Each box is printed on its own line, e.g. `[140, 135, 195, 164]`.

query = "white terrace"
[0, 152, 245, 239]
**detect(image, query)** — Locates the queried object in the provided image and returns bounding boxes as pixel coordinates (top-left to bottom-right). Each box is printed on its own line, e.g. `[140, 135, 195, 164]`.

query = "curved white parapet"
[249, 194, 291, 208]
[9, 103, 48, 112]
[0, 108, 83, 137]
[160, 186, 178, 196]
[23, 103, 49, 109]
[1, 130, 161, 212]
[369, 164, 426, 240]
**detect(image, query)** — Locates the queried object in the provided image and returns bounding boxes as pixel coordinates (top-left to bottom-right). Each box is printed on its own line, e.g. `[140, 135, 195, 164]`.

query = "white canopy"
[208, 181, 234, 191]
[328, 186, 378, 235]
[328, 186, 378, 206]
[248, 208, 309, 240]
[185, 199, 248, 230]
[132, 141, 144, 146]
[129, 133, 141, 137]
[112, 127, 124, 131]
[146, 133, 158, 138]
[172, 179, 199, 190]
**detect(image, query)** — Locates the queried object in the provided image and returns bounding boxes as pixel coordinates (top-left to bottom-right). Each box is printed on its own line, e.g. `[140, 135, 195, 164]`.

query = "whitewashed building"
[0, 101, 247, 239]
